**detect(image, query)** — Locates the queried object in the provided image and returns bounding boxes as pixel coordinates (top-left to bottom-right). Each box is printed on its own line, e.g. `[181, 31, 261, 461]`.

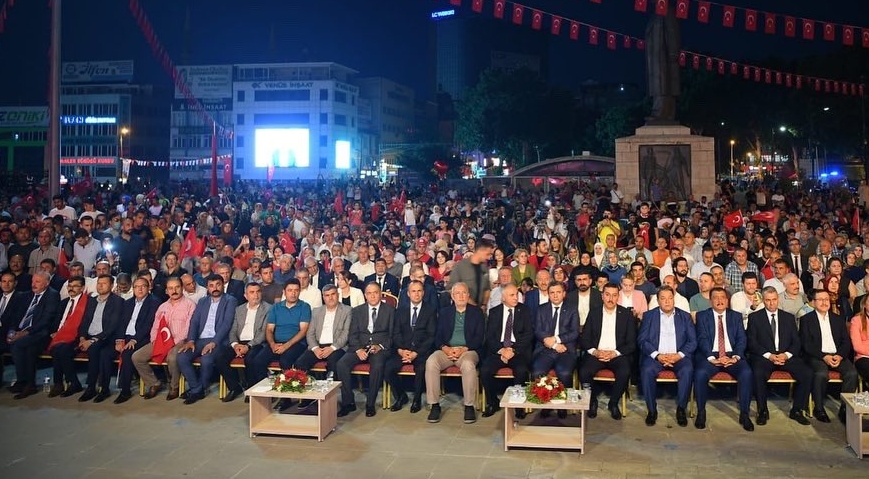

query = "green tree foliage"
[594, 103, 647, 156]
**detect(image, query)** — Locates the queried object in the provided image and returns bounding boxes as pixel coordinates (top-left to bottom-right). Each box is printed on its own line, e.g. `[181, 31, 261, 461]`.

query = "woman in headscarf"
[822, 274, 852, 320]
[591, 242, 606, 270]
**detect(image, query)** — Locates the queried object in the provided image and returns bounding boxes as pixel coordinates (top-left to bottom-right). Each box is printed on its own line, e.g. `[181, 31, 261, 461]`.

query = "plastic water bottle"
[43, 375, 51, 393]
[325, 371, 334, 389]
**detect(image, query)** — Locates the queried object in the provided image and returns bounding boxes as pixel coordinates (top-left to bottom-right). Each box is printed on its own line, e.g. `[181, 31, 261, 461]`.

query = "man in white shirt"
[689, 248, 719, 281]
[487, 266, 524, 311]
[730, 272, 762, 329]
[764, 259, 803, 294]
[214, 282, 271, 402]
[59, 262, 97, 300]
[648, 275, 691, 312]
[113, 277, 160, 403]
[349, 243, 375, 280]
[625, 236, 653, 264]
[48, 195, 77, 224]
[180, 273, 207, 303]
[73, 228, 101, 276]
[296, 269, 323, 308]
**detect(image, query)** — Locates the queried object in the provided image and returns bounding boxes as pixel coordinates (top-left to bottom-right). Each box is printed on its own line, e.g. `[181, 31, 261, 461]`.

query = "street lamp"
[119, 127, 130, 183]
[729, 139, 735, 178]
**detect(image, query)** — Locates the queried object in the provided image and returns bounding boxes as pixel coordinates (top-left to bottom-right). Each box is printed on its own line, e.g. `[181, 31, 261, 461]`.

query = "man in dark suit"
[304, 256, 333, 291]
[365, 258, 401, 298]
[566, 270, 603, 332]
[385, 280, 437, 413]
[747, 286, 812, 425]
[638, 286, 696, 427]
[783, 238, 808, 279]
[579, 282, 636, 420]
[694, 287, 755, 431]
[177, 274, 238, 404]
[425, 282, 486, 424]
[39, 258, 66, 292]
[398, 266, 438, 308]
[7, 272, 61, 398]
[76, 274, 125, 403]
[532, 281, 579, 419]
[216, 262, 246, 305]
[799, 289, 858, 423]
[111, 276, 160, 403]
[522, 270, 551, 323]
[481, 284, 532, 418]
[336, 283, 395, 418]
[47, 277, 89, 398]
[215, 282, 271, 402]
[0, 272, 29, 359]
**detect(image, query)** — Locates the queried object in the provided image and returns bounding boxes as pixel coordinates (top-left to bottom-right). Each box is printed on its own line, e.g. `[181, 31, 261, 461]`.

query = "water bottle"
[325, 371, 334, 389]
[43, 375, 51, 393]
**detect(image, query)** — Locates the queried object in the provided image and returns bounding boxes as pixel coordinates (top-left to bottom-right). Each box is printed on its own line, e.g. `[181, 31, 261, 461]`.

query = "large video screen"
[255, 128, 310, 168]
[335, 140, 351, 170]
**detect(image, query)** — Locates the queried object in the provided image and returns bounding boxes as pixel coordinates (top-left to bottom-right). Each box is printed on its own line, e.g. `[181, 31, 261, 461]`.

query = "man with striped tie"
[7, 272, 61, 399]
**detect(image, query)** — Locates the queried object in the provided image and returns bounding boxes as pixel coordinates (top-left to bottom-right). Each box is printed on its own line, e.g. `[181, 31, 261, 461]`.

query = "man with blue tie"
[638, 286, 696, 427]
[176, 274, 238, 405]
[531, 281, 579, 419]
[693, 287, 754, 431]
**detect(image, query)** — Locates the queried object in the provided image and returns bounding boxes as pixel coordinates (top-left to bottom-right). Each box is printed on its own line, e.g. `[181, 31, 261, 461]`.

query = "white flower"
[537, 379, 546, 387]
[545, 385, 553, 390]
[291, 380, 299, 387]
[279, 374, 286, 381]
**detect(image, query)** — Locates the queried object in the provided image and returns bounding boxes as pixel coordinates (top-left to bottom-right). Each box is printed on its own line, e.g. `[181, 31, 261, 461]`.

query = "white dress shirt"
[655, 310, 678, 357]
[708, 310, 734, 361]
[817, 313, 837, 354]
[499, 306, 516, 345]
[318, 308, 337, 347]
[124, 298, 145, 337]
[594, 307, 618, 354]
[239, 306, 257, 342]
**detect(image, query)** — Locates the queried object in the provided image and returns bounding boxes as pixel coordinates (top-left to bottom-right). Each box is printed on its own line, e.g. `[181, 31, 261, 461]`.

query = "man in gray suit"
[336, 283, 395, 418]
[296, 284, 352, 377]
[215, 282, 271, 402]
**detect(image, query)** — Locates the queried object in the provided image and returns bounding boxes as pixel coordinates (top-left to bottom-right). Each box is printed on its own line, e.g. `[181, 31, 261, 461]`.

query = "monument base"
[615, 125, 715, 205]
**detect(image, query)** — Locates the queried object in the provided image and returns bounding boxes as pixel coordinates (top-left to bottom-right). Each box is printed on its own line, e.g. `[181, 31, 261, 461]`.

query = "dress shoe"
[183, 392, 204, 405]
[143, 384, 164, 400]
[813, 408, 831, 423]
[390, 394, 409, 412]
[47, 384, 65, 398]
[676, 407, 688, 427]
[93, 390, 111, 403]
[539, 409, 551, 418]
[609, 404, 623, 420]
[13, 386, 38, 400]
[789, 409, 811, 425]
[113, 392, 132, 404]
[756, 409, 769, 426]
[515, 409, 527, 420]
[557, 409, 567, 419]
[244, 396, 250, 404]
[482, 404, 501, 418]
[337, 404, 357, 417]
[221, 388, 243, 403]
[409, 399, 422, 414]
[78, 388, 97, 402]
[427, 403, 442, 423]
[739, 412, 755, 432]
[694, 409, 707, 429]
[179, 391, 189, 400]
[587, 400, 598, 419]
[838, 405, 847, 424]
[645, 410, 658, 426]
[365, 406, 376, 417]
[61, 384, 84, 398]
[166, 389, 180, 401]
[7, 382, 24, 394]
[464, 405, 476, 424]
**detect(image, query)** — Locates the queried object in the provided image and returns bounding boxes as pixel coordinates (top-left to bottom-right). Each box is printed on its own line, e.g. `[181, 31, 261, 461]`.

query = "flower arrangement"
[526, 374, 567, 404]
[272, 369, 309, 393]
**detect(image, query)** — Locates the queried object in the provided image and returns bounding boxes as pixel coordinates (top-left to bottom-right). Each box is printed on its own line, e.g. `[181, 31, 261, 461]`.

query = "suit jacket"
[638, 307, 697, 358]
[0, 291, 29, 338]
[783, 253, 809, 276]
[48, 274, 65, 293]
[226, 279, 246, 305]
[78, 293, 125, 341]
[398, 281, 439, 309]
[798, 310, 852, 360]
[306, 303, 352, 350]
[364, 272, 401, 297]
[534, 302, 580, 353]
[392, 301, 437, 354]
[747, 308, 801, 358]
[9, 288, 60, 340]
[694, 308, 746, 360]
[565, 289, 603, 326]
[114, 294, 161, 344]
[580, 305, 637, 357]
[523, 289, 546, 322]
[311, 271, 334, 291]
[230, 301, 271, 348]
[187, 294, 238, 345]
[347, 302, 395, 351]
[435, 305, 485, 354]
[486, 303, 533, 358]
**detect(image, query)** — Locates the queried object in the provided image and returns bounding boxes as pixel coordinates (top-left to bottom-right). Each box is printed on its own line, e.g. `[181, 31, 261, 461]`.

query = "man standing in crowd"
[448, 239, 495, 310]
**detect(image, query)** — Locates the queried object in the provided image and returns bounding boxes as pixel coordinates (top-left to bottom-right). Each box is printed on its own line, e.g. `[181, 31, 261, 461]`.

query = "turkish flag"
[678, 52, 686, 67]
[150, 314, 174, 363]
[825, 80, 831, 93]
[843, 26, 854, 45]
[854, 208, 862, 233]
[823, 23, 835, 41]
[717, 60, 725, 75]
[724, 210, 744, 230]
[692, 55, 700, 69]
[589, 27, 599, 45]
[697, 1, 710, 23]
[745, 10, 757, 32]
[775, 72, 782, 84]
[179, 226, 199, 262]
[636, 39, 646, 50]
[634, 0, 647, 12]
[654, 0, 667, 15]
[722, 6, 735, 27]
[511, 5, 523, 25]
[223, 159, 232, 185]
[570, 21, 580, 40]
[623, 36, 632, 49]
[764, 12, 776, 34]
[472, 0, 483, 13]
[531, 10, 542, 30]
[785, 74, 792, 87]
[796, 76, 803, 89]
[754, 68, 761, 82]
[334, 189, 344, 215]
[606, 31, 616, 50]
[551, 16, 562, 35]
[57, 248, 70, 280]
[750, 211, 776, 224]
[493, 0, 505, 19]
[675, 0, 689, 19]
[802, 19, 815, 40]
[280, 231, 296, 255]
[863, 28, 869, 48]
[815, 79, 822, 92]
[852, 84, 858, 96]
[730, 62, 738, 75]
[834, 82, 840, 93]
[764, 70, 772, 84]
[784, 16, 796, 37]
[705, 57, 713, 71]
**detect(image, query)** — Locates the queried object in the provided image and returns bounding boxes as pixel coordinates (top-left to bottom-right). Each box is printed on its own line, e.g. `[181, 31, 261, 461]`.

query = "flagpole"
[47, 0, 62, 197]
[210, 121, 218, 197]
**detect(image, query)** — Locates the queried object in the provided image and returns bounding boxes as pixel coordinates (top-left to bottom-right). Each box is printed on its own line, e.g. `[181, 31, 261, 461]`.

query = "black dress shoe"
[7, 382, 24, 394]
[427, 403, 442, 423]
[78, 389, 97, 402]
[365, 406, 376, 417]
[645, 410, 658, 426]
[179, 391, 189, 400]
[47, 384, 65, 398]
[676, 407, 688, 427]
[464, 405, 476, 424]
[409, 399, 422, 414]
[482, 404, 501, 418]
[113, 392, 132, 404]
[515, 409, 527, 419]
[337, 404, 357, 417]
[143, 384, 164, 400]
[694, 409, 707, 429]
[609, 405, 622, 420]
[587, 401, 598, 419]
[390, 394, 408, 412]
[61, 384, 84, 398]
[221, 388, 243, 403]
[166, 389, 180, 401]
[739, 412, 755, 432]
[838, 405, 846, 424]
[813, 409, 831, 423]
[93, 390, 111, 403]
[539, 409, 551, 418]
[756, 409, 769, 426]
[557, 409, 567, 419]
[13, 386, 38, 400]
[183, 392, 204, 405]
[789, 409, 811, 425]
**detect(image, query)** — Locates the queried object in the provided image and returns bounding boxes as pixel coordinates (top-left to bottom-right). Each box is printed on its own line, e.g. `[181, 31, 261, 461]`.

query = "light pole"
[729, 139, 735, 178]
[119, 126, 130, 183]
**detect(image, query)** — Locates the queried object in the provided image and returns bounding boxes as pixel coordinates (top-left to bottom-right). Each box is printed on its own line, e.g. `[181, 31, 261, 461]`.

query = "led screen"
[335, 140, 351, 170]
[255, 128, 309, 168]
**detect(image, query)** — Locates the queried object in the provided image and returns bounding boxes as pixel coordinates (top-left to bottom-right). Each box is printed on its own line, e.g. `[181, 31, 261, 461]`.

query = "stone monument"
[615, 7, 715, 203]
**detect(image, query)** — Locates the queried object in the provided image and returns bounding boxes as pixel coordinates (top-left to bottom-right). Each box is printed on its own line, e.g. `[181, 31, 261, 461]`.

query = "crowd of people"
[1, 176, 868, 432]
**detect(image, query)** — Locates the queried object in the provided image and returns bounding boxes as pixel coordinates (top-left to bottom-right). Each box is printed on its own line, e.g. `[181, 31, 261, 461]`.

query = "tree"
[593, 102, 647, 156]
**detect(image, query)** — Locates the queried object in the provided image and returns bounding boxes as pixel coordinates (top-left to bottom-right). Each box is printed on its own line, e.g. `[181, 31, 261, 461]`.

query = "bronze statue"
[645, 7, 681, 124]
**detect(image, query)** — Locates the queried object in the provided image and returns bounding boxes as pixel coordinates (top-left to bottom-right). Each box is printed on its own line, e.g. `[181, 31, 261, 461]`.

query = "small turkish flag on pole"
[675, 0, 689, 19]
[744, 10, 757, 32]
[531, 10, 542, 30]
[842, 26, 854, 45]
[802, 19, 815, 40]
[588, 27, 599, 45]
[634, 0, 647, 12]
[551, 16, 562, 35]
[654, 0, 667, 16]
[764, 13, 776, 34]
[606, 31, 616, 50]
[823, 23, 835, 41]
[697, 2, 710, 23]
[569, 21, 580, 40]
[493, 0, 505, 19]
[511, 5, 523, 25]
[784, 17, 796, 37]
[722, 6, 735, 28]
[151, 314, 174, 364]
[724, 211, 744, 230]
[472, 0, 483, 13]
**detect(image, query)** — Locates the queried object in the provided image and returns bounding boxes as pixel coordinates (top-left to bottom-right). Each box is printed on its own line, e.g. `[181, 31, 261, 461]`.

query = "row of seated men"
[0, 270, 859, 432]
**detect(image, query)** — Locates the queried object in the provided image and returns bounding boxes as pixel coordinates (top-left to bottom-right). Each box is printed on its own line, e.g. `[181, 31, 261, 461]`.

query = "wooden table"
[500, 393, 590, 453]
[841, 393, 869, 459]
[245, 378, 341, 441]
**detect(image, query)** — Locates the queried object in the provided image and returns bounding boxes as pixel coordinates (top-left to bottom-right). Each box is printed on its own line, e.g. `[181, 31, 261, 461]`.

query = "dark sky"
[0, 0, 867, 104]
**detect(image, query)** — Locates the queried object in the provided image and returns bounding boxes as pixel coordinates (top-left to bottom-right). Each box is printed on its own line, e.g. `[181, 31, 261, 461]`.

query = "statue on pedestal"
[645, 8, 681, 125]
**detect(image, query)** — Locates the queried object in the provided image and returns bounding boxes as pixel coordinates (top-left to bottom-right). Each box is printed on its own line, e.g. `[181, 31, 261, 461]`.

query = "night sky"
[0, 0, 867, 105]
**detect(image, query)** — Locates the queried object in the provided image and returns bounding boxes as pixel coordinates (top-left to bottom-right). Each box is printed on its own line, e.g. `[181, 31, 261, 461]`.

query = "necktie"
[717, 314, 727, 359]
[770, 313, 778, 350]
[793, 255, 800, 277]
[59, 298, 76, 330]
[19, 293, 42, 330]
[411, 306, 418, 328]
[369, 307, 377, 333]
[503, 308, 514, 347]
[552, 306, 560, 335]
[0, 294, 7, 318]
[378, 276, 383, 288]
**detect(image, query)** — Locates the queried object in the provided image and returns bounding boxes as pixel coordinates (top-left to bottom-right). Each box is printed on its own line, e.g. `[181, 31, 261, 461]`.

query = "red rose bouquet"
[526, 374, 567, 404]
[272, 368, 309, 393]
